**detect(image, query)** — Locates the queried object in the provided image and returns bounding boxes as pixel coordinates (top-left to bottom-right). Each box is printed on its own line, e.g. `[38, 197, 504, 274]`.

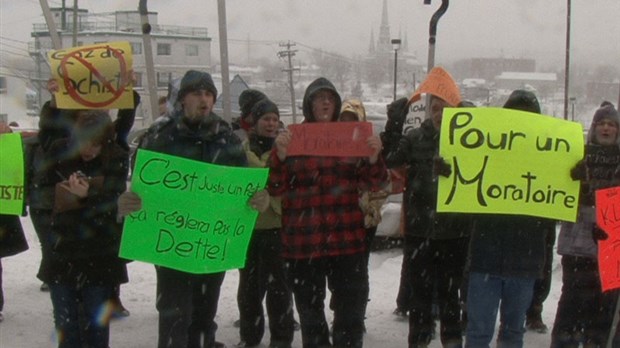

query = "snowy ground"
[0, 216, 558, 347]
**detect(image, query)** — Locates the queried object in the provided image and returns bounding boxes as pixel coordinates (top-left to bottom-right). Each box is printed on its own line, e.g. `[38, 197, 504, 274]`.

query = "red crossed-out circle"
[60, 45, 128, 108]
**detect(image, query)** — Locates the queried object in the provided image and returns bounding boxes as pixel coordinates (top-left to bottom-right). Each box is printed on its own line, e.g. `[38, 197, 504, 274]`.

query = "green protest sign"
[0, 133, 25, 215]
[437, 107, 583, 222]
[120, 149, 269, 274]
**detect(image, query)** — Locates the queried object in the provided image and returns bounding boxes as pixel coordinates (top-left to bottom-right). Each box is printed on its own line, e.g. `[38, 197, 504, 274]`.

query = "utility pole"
[39, 0, 62, 50]
[138, 0, 159, 126]
[217, 0, 232, 122]
[72, 0, 78, 47]
[563, 0, 571, 120]
[278, 41, 299, 124]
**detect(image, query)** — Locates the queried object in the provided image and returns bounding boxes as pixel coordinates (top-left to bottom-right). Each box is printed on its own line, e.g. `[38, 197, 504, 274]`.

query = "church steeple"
[369, 28, 376, 54]
[377, 0, 391, 53]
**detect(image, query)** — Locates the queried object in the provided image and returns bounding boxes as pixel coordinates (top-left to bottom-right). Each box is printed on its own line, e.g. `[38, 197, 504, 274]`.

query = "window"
[157, 72, 172, 87]
[157, 43, 171, 56]
[130, 42, 142, 55]
[0, 77, 7, 94]
[133, 72, 142, 88]
[186, 44, 198, 56]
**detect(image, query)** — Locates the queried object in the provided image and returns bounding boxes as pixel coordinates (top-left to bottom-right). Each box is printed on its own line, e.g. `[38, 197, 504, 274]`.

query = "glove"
[385, 97, 409, 134]
[117, 191, 142, 219]
[248, 189, 270, 212]
[592, 224, 609, 241]
[570, 159, 586, 181]
[433, 156, 452, 177]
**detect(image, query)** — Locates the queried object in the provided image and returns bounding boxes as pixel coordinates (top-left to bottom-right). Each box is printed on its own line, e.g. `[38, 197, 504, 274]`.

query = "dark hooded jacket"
[138, 109, 246, 171]
[268, 77, 387, 259]
[38, 134, 129, 286]
[301, 77, 342, 122]
[382, 118, 472, 240]
[468, 91, 553, 278]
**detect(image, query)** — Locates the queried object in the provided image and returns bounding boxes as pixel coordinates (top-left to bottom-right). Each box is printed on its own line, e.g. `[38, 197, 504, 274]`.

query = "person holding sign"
[268, 77, 387, 348]
[236, 98, 296, 348]
[0, 122, 29, 323]
[26, 76, 139, 313]
[117, 70, 248, 348]
[37, 110, 129, 348]
[551, 103, 620, 348]
[380, 66, 472, 348]
[463, 90, 556, 348]
[339, 98, 395, 329]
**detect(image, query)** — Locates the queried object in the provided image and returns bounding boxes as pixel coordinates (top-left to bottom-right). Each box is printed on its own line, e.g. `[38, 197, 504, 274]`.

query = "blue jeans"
[465, 272, 535, 348]
[49, 284, 113, 348]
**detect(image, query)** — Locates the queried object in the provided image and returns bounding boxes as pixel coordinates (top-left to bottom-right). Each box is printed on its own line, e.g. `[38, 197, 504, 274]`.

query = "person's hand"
[120, 69, 135, 88]
[593, 224, 609, 241]
[117, 191, 143, 218]
[63, 173, 90, 198]
[385, 97, 409, 134]
[570, 159, 586, 181]
[433, 156, 452, 177]
[367, 135, 382, 164]
[47, 78, 60, 94]
[248, 189, 270, 212]
[275, 129, 292, 161]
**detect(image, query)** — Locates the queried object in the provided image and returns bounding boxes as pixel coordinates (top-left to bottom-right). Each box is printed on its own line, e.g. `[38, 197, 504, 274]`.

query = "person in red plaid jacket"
[267, 77, 388, 348]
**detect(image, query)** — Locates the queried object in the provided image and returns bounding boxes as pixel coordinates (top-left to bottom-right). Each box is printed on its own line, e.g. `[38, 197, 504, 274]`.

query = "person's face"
[79, 140, 102, 162]
[255, 112, 280, 138]
[430, 96, 450, 130]
[594, 119, 618, 145]
[182, 90, 215, 122]
[339, 112, 358, 122]
[311, 90, 337, 123]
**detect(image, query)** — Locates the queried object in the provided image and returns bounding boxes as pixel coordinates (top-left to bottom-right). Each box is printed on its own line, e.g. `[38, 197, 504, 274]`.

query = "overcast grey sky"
[1, 0, 619, 71]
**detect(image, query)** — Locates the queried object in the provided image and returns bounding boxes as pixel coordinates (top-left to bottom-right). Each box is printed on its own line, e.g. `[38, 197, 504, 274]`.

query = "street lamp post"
[391, 39, 401, 101]
[570, 97, 576, 121]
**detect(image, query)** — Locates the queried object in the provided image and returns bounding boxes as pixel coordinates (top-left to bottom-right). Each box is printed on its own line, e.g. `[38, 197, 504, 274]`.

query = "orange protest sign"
[408, 66, 461, 107]
[287, 122, 374, 157]
[595, 186, 620, 291]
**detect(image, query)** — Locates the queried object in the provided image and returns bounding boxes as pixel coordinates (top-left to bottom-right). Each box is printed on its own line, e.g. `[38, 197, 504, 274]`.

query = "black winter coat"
[138, 110, 246, 168]
[382, 118, 472, 240]
[469, 214, 553, 279]
[37, 139, 129, 286]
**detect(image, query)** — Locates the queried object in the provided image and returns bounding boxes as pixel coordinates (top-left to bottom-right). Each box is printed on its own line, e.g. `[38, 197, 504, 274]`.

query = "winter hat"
[73, 110, 114, 146]
[340, 98, 367, 121]
[592, 104, 620, 127]
[408, 66, 461, 107]
[503, 89, 541, 114]
[239, 89, 267, 119]
[251, 98, 280, 124]
[177, 70, 218, 103]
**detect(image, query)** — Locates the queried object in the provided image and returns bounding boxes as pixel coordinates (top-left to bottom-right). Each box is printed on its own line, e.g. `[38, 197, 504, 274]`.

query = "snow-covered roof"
[496, 72, 557, 81]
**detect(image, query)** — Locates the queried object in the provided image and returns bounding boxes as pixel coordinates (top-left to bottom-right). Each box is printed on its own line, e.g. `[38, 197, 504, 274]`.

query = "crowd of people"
[1, 65, 620, 348]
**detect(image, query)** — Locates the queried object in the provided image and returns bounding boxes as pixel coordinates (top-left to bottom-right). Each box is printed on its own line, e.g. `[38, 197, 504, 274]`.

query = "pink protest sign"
[287, 122, 373, 157]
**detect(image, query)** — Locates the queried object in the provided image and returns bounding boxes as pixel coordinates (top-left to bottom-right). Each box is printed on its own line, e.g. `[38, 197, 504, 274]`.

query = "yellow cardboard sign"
[438, 107, 583, 222]
[48, 41, 133, 109]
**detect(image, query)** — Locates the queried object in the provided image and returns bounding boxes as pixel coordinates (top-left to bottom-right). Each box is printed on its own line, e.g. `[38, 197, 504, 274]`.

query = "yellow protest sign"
[437, 107, 584, 222]
[48, 41, 133, 109]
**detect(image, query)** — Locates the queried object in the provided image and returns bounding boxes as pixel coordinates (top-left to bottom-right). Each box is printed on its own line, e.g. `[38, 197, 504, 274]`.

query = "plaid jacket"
[268, 149, 388, 259]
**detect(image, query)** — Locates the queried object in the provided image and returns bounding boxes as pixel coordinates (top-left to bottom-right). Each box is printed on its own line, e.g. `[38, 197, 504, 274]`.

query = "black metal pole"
[563, 0, 571, 120]
[393, 49, 398, 100]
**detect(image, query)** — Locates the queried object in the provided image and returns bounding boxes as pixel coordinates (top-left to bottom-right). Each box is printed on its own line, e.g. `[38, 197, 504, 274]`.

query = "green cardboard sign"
[0, 133, 25, 215]
[120, 149, 269, 274]
[438, 107, 583, 222]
